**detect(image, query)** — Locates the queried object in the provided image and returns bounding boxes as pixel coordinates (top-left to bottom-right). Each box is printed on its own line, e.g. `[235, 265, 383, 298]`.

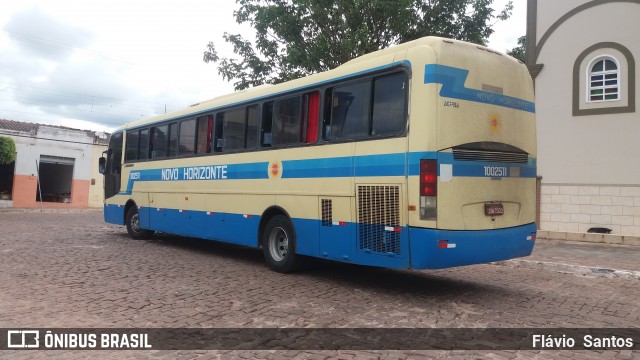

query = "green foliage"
[0, 136, 16, 165]
[507, 35, 526, 63]
[204, 0, 513, 90]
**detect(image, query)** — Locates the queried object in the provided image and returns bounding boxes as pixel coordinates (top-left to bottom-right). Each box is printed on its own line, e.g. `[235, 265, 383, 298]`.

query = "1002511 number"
[484, 166, 508, 177]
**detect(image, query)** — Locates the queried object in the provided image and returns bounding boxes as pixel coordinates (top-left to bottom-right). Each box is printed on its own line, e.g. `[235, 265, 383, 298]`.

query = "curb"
[493, 259, 640, 281]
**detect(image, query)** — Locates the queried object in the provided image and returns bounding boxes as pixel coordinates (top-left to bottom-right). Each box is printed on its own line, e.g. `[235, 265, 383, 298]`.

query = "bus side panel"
[408, 223, 537, 269]
[291, 218, 321, 257]
[148, 193, 204, 238]
[131, 192, 151, 229]
[149, 208, 172, 234]
[104, 203, 125, 225]
[317, 196, 354, 261]
[349, 227, 411, 269]
[217, 213, 260, 246]
[276, 195, 321, 256]
[352, 137, 410, 269]
[205, 193, 273, 247]
[139, 205, 151, 230]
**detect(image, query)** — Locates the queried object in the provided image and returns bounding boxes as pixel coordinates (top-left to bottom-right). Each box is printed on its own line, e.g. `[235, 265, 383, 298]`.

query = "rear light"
[420, 159, 437, 220]
[420, 160, 437, 196]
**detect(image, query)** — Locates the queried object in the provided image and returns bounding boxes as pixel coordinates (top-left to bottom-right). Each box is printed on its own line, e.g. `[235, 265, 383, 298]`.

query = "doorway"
[36, 155, 74, 203]
[0, 161, 14, 200]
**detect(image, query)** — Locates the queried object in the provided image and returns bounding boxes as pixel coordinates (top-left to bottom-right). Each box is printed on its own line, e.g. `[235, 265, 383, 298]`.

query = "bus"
[99, 36, 537, 273]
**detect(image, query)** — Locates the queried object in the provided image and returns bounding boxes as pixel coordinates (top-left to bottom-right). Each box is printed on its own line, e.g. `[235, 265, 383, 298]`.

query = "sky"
[0, 0, 526, 133]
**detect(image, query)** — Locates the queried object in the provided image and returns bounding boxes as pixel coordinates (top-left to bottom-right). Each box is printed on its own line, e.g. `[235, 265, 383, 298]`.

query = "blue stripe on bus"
[282, 156, 354, 178]
[424, 64, 536, 113]
[120, 161, 269, 195]
[104, 203, 536, 270]
[118, 152, 536, 194]
[282, 153, 409, 178]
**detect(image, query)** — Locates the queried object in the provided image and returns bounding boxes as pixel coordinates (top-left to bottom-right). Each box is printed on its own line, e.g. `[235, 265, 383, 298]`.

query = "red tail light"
[420, 159, 437, 196]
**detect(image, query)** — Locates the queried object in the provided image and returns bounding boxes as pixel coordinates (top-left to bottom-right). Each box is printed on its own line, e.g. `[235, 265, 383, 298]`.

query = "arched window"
[587, 56, 620, 102]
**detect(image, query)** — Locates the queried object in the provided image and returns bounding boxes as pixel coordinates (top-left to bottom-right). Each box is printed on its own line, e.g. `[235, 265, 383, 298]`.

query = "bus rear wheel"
[126, 206, 154, 240]
[263, 215, 303, 273]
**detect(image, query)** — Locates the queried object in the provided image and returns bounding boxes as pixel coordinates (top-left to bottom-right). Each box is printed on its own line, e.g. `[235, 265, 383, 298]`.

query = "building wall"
[531, 0, 640, 235]
[6, 126, 96, 208]
[89, 143, 108, 208]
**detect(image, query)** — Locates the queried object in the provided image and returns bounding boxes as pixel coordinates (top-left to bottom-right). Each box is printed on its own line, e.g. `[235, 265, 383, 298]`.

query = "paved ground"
[0, 210, 638, 359]
[497, 237, 640, 281]
[528, 237, 640, 272]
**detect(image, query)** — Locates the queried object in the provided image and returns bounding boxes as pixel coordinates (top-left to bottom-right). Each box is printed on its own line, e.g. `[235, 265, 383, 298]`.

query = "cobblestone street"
[0, 211, 638, 359]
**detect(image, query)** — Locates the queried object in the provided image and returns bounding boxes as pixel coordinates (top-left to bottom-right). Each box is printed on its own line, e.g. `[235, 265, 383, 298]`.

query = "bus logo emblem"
[269, 162, 281, 178]
[488, 113, 502, 133]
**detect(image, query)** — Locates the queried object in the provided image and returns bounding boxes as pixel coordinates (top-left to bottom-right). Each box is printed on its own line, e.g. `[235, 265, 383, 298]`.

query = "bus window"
[305, 91, 320, 143]
[168, 123, 178, 157]
[125, 130, 139, 162]
[246, 105, 259, 149]
[261, 102, 273, 147]
[273, 96, 302, 146]
[196, 115, 212, 154]
[139, 128, 150, 160]
[330, 81, 370, 140]
[323, 89, 333, 139]
[179, 119, 196, 156]
[372, 72, 407, 136]
[107, 132, 123, 174]
[222, 108, 246, 151]
[151, 125, 168, 159]
[214, 114, 223, 152]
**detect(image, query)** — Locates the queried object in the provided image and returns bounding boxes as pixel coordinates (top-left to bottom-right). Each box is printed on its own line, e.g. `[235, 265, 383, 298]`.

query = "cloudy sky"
[0, 0, 525, 132]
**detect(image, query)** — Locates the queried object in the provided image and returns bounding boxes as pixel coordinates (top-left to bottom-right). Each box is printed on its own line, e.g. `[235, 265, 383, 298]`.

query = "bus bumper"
[408, 223, 537, 269]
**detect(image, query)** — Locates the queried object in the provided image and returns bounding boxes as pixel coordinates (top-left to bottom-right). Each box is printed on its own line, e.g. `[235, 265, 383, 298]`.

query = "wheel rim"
[268, 226, 288, 262]
[131, 212, 142, 233]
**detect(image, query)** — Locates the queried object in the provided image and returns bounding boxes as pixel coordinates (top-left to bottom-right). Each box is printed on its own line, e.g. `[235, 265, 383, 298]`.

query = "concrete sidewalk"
[496, 239, 640, 280]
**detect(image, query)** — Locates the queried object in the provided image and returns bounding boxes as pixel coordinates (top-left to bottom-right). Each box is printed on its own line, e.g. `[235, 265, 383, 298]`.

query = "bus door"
[104, 133, 123, 200]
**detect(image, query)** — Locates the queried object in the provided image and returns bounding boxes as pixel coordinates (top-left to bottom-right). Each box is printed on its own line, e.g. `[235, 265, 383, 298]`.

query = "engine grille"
[357, 185, 401, 255]
[452, 148, 528, 163]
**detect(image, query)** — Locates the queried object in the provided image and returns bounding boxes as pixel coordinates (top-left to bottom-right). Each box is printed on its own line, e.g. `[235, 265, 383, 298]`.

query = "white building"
[527, 0, 640, 239]
[0, 119, 109, 208]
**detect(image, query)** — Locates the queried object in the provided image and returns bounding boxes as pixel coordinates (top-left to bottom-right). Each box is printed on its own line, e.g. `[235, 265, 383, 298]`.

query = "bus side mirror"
[98, 157, 106, 174]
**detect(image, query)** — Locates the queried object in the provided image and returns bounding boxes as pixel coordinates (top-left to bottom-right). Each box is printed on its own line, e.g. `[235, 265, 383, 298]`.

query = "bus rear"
[407, 38, 537, 269]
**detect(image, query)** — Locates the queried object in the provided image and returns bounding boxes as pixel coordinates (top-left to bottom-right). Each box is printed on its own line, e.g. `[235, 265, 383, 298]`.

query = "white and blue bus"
[100, 37, 537, 273]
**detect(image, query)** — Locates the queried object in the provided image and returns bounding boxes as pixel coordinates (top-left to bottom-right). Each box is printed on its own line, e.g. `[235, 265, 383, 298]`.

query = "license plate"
[485, 203, 504, 216]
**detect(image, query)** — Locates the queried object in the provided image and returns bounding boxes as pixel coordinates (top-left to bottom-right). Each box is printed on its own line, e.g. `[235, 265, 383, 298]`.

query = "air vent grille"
[452, 149, 528, 163]
[357, 185, 401, 255]
[321, 199, 332, 227]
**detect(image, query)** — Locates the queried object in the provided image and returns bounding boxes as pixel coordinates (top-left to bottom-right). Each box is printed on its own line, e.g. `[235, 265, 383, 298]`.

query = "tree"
[204, 0, 513, 90]
[0, 136, 16, 165]
[507, 35, 526, 63]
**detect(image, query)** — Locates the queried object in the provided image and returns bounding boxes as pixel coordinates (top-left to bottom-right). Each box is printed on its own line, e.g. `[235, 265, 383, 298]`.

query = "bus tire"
[125, 206, 154, 240]
[263, 215, 303, 273]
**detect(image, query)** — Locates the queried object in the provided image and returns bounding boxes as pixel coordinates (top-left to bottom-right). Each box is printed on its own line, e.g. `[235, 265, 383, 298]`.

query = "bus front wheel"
[125, 206, 154, 240]
[263, 215, 303, 273]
